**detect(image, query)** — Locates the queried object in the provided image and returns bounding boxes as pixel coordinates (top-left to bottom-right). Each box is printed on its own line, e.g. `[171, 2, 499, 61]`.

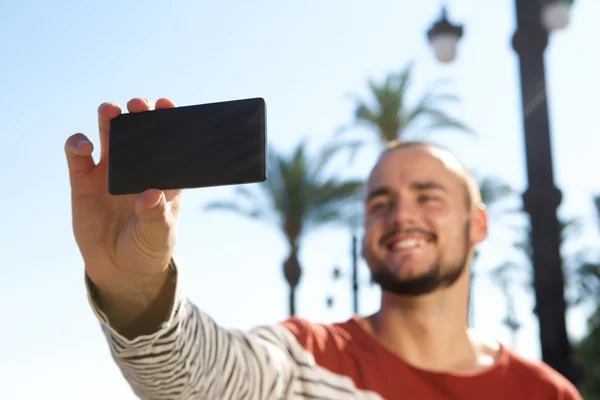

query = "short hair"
[374, 139, 482, 210]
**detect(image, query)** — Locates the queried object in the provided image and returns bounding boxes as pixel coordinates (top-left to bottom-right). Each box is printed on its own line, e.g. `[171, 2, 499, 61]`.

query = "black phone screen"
[108, 97, 266, 195]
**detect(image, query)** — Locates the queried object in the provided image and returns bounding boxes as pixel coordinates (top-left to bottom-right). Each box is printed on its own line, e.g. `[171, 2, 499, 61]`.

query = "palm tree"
[336, 61, 472, 152]
[572, 195, 600, 304]
[571, 194, 600, 397]
[574, 309, 600, 399]
[488, 194, 600, 370]
[203, 141, 364, 317]
[516, 215, 590, 310]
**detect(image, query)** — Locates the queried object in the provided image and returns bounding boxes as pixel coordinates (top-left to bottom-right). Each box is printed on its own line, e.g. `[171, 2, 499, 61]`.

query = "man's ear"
[470, 204, 488, 246]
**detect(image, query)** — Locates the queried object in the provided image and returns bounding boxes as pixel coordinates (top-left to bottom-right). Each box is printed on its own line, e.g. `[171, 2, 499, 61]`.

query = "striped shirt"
[86, 267, 582, 400]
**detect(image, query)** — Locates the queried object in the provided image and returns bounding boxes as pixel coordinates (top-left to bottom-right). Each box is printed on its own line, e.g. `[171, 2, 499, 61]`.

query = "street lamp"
[426, 0, 580, 385]
[541, 0, 574, 31]
[426, 6, 463, 63]
[427, 1, 575, 64]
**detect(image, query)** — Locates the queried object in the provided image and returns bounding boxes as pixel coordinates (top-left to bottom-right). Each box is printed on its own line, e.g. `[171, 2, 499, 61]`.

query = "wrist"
[92, 262, 177, 336]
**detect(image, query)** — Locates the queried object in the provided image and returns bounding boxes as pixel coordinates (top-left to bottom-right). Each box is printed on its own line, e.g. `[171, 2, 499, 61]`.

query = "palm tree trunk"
[283, 247, 302, 317]
[289, 288, 296, 317]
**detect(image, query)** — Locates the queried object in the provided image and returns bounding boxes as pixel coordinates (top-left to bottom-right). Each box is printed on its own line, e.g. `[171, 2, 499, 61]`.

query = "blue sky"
[1, 0, 599, 398]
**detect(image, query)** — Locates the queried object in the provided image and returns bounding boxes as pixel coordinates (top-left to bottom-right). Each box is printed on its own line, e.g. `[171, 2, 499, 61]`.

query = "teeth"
[394, 240, 423, 249]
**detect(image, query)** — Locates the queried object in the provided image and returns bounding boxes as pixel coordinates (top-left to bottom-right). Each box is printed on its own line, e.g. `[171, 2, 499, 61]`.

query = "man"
[66, 98, 582, 399]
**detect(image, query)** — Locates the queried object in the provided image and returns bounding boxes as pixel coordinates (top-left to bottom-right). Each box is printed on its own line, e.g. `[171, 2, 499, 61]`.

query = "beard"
[369, 221, 471, 297]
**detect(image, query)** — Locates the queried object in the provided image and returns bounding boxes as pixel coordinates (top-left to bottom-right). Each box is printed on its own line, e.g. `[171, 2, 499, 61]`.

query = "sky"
[1, 0, 599, 398]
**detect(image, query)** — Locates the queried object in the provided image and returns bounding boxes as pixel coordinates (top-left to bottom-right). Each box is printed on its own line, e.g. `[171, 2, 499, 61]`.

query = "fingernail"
[77, 139, 91, 149]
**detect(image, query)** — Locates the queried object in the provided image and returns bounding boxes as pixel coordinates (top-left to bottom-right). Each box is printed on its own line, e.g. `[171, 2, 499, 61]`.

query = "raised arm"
[66, 98, 378, 400]
[86, 262, 299, 399]
[64, 98, 298, 399]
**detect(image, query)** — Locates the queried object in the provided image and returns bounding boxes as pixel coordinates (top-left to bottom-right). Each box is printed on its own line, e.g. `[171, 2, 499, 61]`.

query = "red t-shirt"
[281, 316, 582, 400]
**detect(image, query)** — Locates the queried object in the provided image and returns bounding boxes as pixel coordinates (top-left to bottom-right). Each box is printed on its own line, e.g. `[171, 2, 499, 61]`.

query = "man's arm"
[86, 263, 298, 400]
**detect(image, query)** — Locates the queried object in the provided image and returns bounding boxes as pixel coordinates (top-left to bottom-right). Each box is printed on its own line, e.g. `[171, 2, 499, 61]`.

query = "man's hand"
[65, 98, 182, 334]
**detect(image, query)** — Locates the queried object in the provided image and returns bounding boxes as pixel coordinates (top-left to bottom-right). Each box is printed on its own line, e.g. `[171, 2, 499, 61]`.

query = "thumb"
[134, 189, 173, 248]
[65, 133, 96, 178]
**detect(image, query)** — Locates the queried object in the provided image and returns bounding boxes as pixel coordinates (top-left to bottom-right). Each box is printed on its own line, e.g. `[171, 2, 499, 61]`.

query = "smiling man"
[68, 99, 582, 399]
[363, 141, 479, 300]
[353, 141, 499, 376]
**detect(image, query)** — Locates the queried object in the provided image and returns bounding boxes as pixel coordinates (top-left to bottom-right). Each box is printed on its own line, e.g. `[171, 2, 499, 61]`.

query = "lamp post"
[426, 0, 580, 385]
[326, 233, 363, 314]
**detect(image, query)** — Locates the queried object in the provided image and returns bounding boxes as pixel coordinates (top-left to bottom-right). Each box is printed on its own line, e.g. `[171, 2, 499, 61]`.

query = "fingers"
[164, 189, 182, 202]
[134, 189, 174, 248]
[98, 102, 122, 163]
[136, 189, 182, 214]
[155, 98, 176, 109]
[65, 133, 96, 177]
[96, 97, 177, 165]
[127, 98, 154, 113]
[126, 97, 176, 113]
[136, 189, 164, 210]
[164, 189, 183, 216]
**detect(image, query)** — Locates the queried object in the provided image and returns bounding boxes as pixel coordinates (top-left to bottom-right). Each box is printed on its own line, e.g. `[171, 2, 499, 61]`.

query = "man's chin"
[386, 257, 436, 275]
[371, 266, 441, 297]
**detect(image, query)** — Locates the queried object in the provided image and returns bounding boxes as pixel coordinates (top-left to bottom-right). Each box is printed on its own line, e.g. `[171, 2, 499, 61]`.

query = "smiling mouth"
[381, 228, 436, 252]
[392, 239, 426, 250]
[384, 233, 435, 252]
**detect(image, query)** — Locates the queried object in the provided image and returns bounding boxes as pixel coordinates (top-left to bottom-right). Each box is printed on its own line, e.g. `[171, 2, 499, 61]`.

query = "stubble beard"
[370, 222, 471, 297]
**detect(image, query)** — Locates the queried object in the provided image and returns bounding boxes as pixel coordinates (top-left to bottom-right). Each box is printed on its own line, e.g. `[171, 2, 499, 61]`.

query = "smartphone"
[108, 97, 267, 195]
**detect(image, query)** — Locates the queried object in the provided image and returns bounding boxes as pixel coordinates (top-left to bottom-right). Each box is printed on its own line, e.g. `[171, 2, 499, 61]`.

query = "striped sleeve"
[85, 267, 383, 399]
[85, 272, 300, 400]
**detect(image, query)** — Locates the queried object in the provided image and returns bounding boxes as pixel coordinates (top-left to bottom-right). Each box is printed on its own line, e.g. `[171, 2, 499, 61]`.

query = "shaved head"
[361, 139, 488, 298]
[370, 140, 482, 211]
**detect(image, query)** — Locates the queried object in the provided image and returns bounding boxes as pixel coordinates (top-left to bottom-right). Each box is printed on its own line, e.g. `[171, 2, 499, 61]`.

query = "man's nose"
[386, 198, 419, 225]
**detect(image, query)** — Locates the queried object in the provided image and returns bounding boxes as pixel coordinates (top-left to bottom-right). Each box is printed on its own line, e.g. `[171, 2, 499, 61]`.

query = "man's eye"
[420, 195, 439, 203]
[369, 202, 390, 213]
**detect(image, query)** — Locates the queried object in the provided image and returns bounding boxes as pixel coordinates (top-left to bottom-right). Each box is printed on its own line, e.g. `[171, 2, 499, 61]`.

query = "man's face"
[362, 146, 486, 297]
